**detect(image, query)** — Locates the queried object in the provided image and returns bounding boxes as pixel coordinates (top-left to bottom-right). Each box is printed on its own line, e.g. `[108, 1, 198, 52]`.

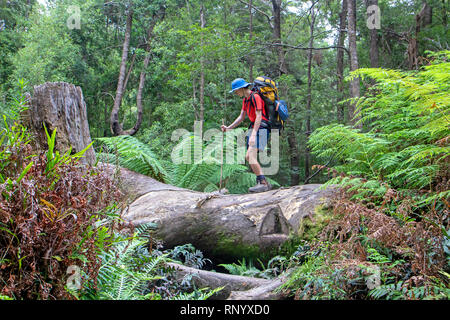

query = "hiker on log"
[221, 78, 272, 193]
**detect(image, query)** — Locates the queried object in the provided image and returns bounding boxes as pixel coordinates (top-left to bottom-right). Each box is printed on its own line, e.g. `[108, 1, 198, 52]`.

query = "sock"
[256, 175, 265, 183]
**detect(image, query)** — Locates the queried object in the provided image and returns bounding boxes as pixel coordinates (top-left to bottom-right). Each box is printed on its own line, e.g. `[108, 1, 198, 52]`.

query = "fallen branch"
[167, 262, 288, 300]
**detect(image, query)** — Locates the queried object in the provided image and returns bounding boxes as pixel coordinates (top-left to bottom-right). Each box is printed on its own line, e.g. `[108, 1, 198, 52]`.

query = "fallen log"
[103, 164, 337, 261]
[167, 262, 286, 300]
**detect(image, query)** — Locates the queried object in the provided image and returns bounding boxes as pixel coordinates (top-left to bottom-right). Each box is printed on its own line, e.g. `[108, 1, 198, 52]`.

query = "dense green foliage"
[310, 51, 449, 202]
[2, 0, 447, 184]
[0, 0, 448, 300]
[96, 132, 279, 193]
[289, 52, 450, 300]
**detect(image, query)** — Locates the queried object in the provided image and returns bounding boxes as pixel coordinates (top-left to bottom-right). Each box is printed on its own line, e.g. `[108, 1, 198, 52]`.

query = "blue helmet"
[229, 78, 251, 93]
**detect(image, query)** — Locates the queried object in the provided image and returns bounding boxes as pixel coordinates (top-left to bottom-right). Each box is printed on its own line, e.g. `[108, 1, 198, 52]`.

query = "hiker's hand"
[248, 135, 256, 148]
[221, 125, 229, 132]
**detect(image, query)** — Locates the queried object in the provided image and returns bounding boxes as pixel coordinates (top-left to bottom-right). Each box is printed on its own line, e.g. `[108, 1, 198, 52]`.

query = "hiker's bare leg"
[246, 147, 263, 176]
[246, 147, 271, 193]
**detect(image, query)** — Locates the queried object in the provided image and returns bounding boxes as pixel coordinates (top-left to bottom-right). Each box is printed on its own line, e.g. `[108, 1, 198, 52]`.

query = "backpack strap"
[253, 91, 271, 122]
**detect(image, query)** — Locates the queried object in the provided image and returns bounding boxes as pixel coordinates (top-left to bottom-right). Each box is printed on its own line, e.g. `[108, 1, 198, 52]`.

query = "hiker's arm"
[252, 110, 262, 133]
[222, 109, 245, 131]
[248, 110, 262, 147]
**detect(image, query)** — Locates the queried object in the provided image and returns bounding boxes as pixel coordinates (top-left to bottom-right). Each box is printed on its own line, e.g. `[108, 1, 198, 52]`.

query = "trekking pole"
[219, 119, 224, 190]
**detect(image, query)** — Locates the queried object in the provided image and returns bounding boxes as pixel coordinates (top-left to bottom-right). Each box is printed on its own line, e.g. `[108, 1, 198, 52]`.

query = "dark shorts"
[245, 128, 270, 151]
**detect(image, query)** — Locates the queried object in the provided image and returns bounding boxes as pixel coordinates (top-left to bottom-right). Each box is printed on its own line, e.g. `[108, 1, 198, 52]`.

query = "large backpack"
[252, 76, 288, 131]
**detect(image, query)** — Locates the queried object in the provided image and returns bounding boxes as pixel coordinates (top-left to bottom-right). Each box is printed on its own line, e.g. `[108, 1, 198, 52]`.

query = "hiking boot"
[248, 181, 272, 193]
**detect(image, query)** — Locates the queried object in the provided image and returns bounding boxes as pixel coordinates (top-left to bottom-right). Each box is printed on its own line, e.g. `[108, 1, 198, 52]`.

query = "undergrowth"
[281, 51, 450, 300]
[0, 81, 121, 299]
[0, 81, 220, 300]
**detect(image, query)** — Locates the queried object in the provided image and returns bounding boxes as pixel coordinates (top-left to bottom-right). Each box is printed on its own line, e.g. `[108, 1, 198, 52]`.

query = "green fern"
[95, 135, 168, 183]
[310, 52, 449, 205]
[96, 130, 280, 193]
[170, 287, 224, 300]
[93, 226, 167, 300]
[167, 132, 280, 193]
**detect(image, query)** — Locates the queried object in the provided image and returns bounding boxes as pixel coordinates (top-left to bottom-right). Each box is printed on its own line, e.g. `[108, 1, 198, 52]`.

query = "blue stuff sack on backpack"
[276, 100, 289, 121]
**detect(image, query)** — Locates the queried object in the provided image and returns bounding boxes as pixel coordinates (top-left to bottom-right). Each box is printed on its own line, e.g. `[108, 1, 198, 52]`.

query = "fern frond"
[95, 135, 168, 182]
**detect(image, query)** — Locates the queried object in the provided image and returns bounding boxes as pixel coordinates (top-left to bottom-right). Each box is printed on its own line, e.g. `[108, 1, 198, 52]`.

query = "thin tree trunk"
[120, 50, 137, 130]
[249, 0, 254, 82]
[110, 4, 133, 136]
[304, 2, 316, 183]
[193, 78, 198, 120]
[408, 2, 432, 70]
[337, 0, 347, 124]
[287, 126, 300, 186]
[223, 2, 228, 123]
[367, 0, 379, 68]
[347, 0, 361, 127]
[271, 0, 287, 75]
[443, 0, 447, 27]
[123, 50, 137, 94]
[199, 4, 206, 134]
[122, 9, 163, 136]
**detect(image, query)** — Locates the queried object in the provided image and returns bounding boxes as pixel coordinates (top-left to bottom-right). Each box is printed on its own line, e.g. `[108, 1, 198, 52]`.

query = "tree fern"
[97, 129, 280, 193]
[310, 52, 449, 204]
[95, 135, 168, 183]
[167, 132, 280, 193]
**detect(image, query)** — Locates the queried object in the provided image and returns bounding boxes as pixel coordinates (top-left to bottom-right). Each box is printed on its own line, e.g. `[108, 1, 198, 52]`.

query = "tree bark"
[443, 0, 447, 27]
[198, 4, 206, 135]
[271, 0, 288, 75]
[249, 0, 254, 82]
[304, 3, 316, 183]
[110, 4, 133, 136]
[287, 126, 300, 186]
[223, 3, 228, 124]
[347, 0, 361, 127]
[337, 0, 348, 124]
[26, 82, 96, 165]
[408, 2, 432, 70]
[367, 0, 379, 68]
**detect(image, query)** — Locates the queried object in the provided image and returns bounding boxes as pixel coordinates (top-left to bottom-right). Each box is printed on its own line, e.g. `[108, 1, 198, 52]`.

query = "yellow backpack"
[252, 76, 285, 131]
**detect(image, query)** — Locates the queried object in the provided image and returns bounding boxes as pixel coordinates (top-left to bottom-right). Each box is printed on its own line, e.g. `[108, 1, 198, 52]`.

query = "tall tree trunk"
[367, 0, 379, 68]
[223, 2, 228, 123]
[122, 9, 164, 136]
[304, 2, 316, 183]
[110, 4, 133, 136]
[271, 0, 287, 75]
[443, 0, 447, 27]
[249, 0, 254, 82]
[408, 2, 432, 70]
[347, 0, 361, 127]
[287, 125, 300, 186]
[336, 0, 347, 124]
[193, 78, 198, 120]
[199, 4, 206, 134]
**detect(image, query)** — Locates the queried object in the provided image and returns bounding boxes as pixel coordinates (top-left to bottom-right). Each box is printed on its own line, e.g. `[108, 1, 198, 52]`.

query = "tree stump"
[26, 82, 96, 165]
